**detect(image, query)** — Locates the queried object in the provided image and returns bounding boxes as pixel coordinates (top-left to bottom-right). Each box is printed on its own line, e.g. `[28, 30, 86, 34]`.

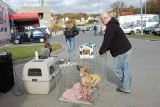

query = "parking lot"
[1, 31, 160, 107]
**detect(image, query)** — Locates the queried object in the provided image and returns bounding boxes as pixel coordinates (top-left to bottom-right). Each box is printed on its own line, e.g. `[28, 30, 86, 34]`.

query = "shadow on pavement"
[105, 67, 121, 88]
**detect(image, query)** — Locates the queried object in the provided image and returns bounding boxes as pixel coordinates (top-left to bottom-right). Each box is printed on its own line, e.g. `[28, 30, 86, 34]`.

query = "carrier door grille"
[28, 69, 42, 76]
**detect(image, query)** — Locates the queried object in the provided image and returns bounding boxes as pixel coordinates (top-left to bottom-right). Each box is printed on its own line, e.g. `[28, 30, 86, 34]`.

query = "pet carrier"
[22, 57, 61, 94]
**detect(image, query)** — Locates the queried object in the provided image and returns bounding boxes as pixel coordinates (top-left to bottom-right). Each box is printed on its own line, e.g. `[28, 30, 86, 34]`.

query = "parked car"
[143, 23, 160, 34]
[134, 25, 146, 33]
[120, 26, 136, 35]
[152, 27, 160, 36]
[10, 29, 48, 44]
[77, 26, 87, 31]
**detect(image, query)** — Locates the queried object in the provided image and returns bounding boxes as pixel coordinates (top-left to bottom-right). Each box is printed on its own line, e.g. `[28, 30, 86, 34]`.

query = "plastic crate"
[22, 57, 60, 94]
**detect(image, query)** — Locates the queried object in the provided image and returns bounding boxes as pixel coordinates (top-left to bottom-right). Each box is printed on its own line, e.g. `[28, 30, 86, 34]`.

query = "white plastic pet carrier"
[22, 57, 61, 94]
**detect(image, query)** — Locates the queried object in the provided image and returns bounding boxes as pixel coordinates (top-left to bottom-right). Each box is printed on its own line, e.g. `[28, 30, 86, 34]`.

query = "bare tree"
[110, 1, 126, 17]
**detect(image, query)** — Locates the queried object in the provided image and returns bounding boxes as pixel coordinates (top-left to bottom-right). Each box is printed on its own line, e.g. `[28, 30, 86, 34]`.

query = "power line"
[2, 0, 20, 13]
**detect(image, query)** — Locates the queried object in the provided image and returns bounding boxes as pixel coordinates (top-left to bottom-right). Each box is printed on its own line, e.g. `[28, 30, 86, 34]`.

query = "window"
[33, 30, 42, 34]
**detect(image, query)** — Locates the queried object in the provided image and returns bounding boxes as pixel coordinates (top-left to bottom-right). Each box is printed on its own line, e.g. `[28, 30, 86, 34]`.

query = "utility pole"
[39, 0, 44, 6]
[140, 0, 143, 35]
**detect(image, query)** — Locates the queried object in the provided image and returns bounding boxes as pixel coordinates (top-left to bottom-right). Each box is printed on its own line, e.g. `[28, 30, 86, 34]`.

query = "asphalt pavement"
[0, 31, 160, 107]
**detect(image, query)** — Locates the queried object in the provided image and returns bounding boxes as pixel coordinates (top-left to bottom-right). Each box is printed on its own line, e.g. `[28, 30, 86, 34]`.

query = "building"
[0, 0, 11, 45]
[19, 6, 52, 28]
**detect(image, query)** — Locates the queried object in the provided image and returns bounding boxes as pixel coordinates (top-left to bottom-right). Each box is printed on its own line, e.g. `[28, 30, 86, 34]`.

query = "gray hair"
[101, 11, 116, 17]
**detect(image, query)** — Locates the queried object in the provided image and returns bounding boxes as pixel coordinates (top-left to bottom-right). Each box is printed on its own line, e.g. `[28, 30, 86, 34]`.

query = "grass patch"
[127, 34, 160, 41]
[0, 43, 62, 61]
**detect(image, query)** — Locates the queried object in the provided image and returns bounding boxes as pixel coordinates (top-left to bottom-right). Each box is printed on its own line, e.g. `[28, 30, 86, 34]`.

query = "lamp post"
[140, 0, 143, 35]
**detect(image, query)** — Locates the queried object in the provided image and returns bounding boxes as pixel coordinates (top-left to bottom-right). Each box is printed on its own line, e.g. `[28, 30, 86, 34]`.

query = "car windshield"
[33, 30, 42, 34]
[121, 26, 127, 29]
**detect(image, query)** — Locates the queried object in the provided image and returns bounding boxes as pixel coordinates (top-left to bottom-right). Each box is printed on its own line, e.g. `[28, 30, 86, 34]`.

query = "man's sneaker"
[116, 88, 131, 93]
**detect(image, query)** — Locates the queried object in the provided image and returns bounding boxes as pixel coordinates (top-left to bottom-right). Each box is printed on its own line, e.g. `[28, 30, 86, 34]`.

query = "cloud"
[4, 0, 145, 13]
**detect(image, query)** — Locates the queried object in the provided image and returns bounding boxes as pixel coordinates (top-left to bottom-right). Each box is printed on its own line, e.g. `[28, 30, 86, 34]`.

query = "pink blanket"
[63, 83, 83, 101]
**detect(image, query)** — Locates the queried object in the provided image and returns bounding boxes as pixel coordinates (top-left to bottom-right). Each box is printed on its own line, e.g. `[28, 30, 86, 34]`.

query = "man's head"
[100, 11, 112, 25]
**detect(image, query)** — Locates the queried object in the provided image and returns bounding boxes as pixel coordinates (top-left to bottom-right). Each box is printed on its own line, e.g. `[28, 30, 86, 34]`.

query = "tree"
[110, 2, 148, 15]
[88, 20, 97, 24]
[110, 1, 125, 17]
[70, 19, 77, 26]
[52, 23, 58, 30]
[121, 5, 140, 14]
[145, 0, 160, 14]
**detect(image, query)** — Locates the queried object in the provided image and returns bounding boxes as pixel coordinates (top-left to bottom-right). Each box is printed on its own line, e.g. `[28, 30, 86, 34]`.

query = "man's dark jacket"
[99, 17, 132, 57]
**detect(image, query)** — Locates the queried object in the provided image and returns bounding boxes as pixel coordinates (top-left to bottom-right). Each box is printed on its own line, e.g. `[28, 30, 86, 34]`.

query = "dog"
[77, 66, 101, 98]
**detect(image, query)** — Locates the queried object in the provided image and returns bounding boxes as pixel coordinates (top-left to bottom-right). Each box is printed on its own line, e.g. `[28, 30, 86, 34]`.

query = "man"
[99, 11, 132, 93]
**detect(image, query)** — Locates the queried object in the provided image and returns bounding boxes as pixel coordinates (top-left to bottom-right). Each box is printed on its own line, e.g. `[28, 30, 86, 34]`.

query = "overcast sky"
[3, 0, 146, 14]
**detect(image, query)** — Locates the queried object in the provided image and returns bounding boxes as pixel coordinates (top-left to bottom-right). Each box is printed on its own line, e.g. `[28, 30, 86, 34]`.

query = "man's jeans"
[113, 49, 132, 91]
[66, 37, 75, 54]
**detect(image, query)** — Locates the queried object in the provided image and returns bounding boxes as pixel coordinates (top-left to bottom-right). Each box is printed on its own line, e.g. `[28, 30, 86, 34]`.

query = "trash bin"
[22, 57, 60, 94]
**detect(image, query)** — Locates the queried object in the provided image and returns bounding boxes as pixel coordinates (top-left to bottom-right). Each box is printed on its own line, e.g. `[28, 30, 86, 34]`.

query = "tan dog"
[77, 66, 101, 98]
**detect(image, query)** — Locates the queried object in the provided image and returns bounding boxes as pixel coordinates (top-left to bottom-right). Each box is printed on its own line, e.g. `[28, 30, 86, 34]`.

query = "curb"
[51, 45, 66, 55]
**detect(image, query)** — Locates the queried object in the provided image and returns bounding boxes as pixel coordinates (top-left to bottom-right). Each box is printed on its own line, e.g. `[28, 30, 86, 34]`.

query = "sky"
[3, 0, 146, 14]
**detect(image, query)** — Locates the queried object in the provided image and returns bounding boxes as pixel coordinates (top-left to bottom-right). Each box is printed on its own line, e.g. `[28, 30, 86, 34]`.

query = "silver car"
[120, 26, 136, 35]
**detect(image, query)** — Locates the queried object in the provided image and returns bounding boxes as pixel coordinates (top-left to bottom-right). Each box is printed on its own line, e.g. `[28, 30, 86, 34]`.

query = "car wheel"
[137, 29, 141, 33]
[130, 31, 135, 35]
[157, 32, 160, 36]
[39, 38, 45, 43]
[14, 39, 20, 44]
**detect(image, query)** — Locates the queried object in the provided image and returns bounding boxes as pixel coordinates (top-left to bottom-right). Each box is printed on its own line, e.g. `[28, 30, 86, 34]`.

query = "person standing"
[82, 28, 85, 34]
[99, 11, 132, 93]
[64, 20, 79, 55]
[93, 25, 98, 36]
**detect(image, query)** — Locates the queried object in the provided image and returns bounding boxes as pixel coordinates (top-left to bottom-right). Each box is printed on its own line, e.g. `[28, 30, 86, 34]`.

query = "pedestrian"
[64, 20, 79, 55]
[93, 25, 98, 36]
[82, 28, 85, 34]
[99, 11, 132, 93]
[28, 31, 33, 41]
